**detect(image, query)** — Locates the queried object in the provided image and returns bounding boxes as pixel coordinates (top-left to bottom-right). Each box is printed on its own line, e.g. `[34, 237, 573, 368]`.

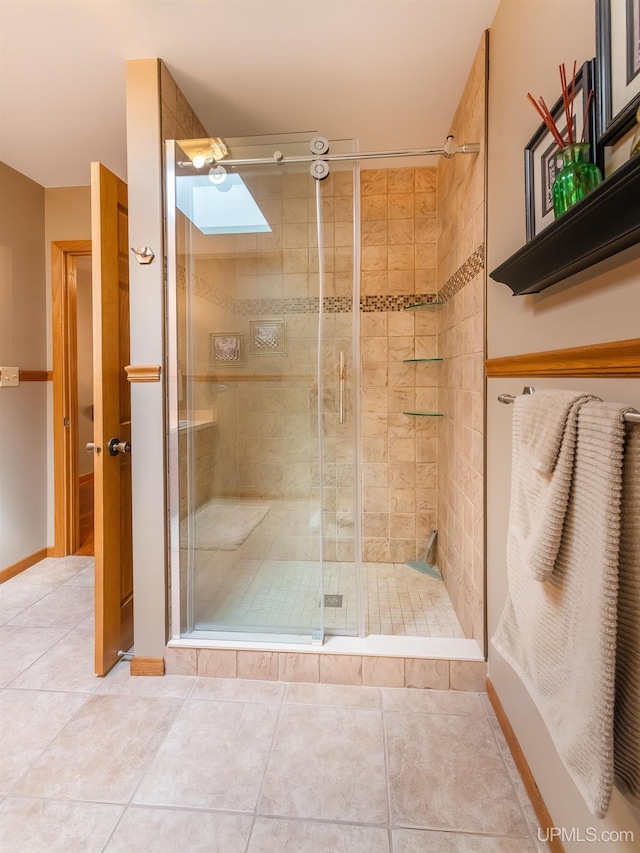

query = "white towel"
[615, 420, 640, 809]
[493, 400, 629, 817]
[508, 390, 597, 582]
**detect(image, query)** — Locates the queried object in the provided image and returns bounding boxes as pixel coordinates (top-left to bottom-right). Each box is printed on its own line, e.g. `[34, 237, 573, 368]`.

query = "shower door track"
[178, 136, 480, 169]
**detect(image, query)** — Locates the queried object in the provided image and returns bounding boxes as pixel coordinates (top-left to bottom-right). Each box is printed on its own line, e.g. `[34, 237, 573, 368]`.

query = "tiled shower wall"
[436, 34, 487, 647]
[359, 167, 439, 563]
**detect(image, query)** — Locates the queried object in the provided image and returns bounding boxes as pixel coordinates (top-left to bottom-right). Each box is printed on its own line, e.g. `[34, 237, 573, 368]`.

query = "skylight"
[176, 173, 271, 235]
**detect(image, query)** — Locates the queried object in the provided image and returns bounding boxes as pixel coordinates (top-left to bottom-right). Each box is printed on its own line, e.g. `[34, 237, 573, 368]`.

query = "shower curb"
[164, 645, 487, 691]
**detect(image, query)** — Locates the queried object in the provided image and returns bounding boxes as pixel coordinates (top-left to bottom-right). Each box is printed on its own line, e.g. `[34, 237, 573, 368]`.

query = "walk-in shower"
[166, 132, 480, 648]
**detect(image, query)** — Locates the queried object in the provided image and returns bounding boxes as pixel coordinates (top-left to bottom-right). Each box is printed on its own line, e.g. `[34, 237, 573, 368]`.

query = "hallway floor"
[0, 557, 545, 852]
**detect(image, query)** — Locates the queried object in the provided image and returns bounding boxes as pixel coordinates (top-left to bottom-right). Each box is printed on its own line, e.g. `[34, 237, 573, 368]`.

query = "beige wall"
[436, 35, 487, 648]
[487, 1, 640, 845]
[0, 162, 47, 568]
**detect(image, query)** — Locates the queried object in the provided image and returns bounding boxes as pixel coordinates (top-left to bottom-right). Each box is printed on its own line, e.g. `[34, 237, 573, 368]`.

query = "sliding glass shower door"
[167, 135, 361, 643]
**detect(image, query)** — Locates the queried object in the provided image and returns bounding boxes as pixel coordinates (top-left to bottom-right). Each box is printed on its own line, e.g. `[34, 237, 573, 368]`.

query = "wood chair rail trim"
[485, 338, 640, 377]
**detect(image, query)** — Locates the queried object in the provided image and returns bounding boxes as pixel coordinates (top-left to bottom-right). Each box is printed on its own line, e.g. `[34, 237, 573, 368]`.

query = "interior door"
[91, 162, 133, 676]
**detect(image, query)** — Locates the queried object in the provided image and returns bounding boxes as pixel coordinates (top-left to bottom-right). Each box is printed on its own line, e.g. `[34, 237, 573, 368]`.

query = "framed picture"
[524, 60, 597, 241]
[250, 319, 286, 355]
[596, 0, 640, 144]
[210, 332, 244, 365]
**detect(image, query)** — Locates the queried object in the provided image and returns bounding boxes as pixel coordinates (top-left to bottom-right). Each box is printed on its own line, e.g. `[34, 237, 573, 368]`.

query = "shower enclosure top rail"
[178, 136, 480, 169]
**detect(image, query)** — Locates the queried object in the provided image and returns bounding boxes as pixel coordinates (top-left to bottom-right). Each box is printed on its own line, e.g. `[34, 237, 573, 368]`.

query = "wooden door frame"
[52, 240, 92, 557]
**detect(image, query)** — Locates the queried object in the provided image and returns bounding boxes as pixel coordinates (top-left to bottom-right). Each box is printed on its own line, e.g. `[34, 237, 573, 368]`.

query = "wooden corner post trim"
[130, 656, 165, 676]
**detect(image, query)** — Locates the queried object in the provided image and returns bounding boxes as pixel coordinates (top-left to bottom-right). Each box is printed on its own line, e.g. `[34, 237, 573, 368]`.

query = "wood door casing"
[51, 241, 92, 557]
[91, 162, 133, 676]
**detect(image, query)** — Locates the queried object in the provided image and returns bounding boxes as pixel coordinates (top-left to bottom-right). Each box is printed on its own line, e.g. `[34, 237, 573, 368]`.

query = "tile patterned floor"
[192, 556, 464, 638]
[0, 556, 546, 852]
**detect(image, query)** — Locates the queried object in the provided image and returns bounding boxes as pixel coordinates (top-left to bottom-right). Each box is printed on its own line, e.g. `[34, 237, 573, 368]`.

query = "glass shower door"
[167, 136, 360, 643]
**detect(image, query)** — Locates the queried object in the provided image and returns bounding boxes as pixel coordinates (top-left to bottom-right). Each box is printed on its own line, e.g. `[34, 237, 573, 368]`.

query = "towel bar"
[497, 390, 640, 424]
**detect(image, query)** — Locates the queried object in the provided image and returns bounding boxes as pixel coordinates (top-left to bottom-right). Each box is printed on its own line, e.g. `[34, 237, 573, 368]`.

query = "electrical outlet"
[0, 367, 19, 387]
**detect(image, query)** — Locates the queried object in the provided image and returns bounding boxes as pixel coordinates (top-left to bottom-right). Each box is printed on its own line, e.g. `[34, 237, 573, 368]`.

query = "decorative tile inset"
[438, 244, 485, 303]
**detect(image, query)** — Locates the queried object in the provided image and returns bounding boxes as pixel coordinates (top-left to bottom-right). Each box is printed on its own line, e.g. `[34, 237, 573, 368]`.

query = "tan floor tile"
[14, 694, 181, 803]
[9, 585, 94, 628]
[62, 565, 95, 587]
[9, 628, 100, 693]
[0, 689, 87, 793]
[393, 828, 536, 852]
[7, 557, 91, 586]
[285, 681, 381, 709]
[97, 661, 195, 698]
[386, 711, 528, 834]
[104, 806, 252, 852]
[248, 818, 390, 852]
[190, 677, 285, 703]
[259, 704, 387, 822]
[0, 625, 68, 688]
[0, 582, 59, 625]
[134, 699, 279, 810]
[0, 798, 123, 853]
[382, 687, 484, 715]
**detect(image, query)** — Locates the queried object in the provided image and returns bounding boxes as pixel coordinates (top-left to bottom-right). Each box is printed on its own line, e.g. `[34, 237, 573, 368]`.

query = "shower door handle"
[339, 351, 346, 425]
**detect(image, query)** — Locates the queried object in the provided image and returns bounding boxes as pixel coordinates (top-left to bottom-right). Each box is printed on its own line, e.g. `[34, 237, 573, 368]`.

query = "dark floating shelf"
[490, 155, 640, 295]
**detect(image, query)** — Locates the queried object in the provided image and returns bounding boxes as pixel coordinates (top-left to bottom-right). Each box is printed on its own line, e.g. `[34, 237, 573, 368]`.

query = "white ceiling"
[0, 0, 499, 188]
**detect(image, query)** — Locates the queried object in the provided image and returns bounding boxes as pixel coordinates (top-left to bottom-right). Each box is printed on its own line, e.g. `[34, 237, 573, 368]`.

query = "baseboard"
[486, 678, 563, 853]
[47, 546, 56, 557]
[0, 547, 48, 584]
[130, 656, 165, 677]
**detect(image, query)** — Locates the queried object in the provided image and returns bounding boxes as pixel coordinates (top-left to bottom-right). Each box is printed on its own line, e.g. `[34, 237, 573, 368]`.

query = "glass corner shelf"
[403, 300, 443, 311]
[402, 357, 443, 363]
[403, 411, 444, 417]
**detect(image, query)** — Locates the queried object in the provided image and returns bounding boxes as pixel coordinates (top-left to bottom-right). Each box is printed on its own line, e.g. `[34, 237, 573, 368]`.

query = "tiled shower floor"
[191, 557, 465, 639]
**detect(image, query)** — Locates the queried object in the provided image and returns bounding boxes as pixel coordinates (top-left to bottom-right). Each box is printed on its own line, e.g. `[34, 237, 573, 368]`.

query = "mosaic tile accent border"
[360, 294, 440, 313]
[239, 297, 321, 316]
[438, 244, 484, 303]
[177, 267, 238, 314]
[177, 272, 440, 316]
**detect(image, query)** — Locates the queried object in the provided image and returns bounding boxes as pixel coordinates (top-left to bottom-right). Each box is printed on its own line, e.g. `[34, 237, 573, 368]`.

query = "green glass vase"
[552, 142, 602, 219]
